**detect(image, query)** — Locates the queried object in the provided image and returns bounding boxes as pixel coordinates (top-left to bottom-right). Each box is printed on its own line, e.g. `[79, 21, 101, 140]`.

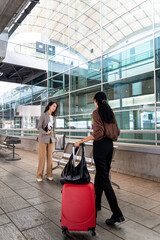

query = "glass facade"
[0, 0, 160, 145]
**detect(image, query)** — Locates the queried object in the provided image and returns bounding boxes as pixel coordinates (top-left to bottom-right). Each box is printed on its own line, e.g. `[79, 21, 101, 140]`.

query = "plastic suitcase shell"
[61, 182, 96, 235]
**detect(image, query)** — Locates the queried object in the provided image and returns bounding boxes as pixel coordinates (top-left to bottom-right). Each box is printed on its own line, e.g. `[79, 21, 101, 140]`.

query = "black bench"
[4, 136, 21, 161]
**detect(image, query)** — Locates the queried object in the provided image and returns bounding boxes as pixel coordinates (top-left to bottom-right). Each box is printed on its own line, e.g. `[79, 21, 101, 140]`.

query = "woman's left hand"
[74, 141, 81, 147]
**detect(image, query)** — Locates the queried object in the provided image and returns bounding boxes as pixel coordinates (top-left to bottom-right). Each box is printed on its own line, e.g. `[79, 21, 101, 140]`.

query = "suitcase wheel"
[89, 228, 96, 236]
[62, 226, 68, 235]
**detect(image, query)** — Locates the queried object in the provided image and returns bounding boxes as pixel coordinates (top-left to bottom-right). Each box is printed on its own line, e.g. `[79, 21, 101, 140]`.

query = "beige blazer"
[37, 111, 56, 143]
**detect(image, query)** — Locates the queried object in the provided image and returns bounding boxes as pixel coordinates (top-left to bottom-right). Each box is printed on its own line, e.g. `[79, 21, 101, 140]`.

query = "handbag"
[60, 143, 90, 185]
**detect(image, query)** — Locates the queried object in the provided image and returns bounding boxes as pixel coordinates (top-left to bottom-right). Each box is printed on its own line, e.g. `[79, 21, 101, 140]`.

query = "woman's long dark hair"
[94, 91, 114, 123]
[44, 101, 58, 116]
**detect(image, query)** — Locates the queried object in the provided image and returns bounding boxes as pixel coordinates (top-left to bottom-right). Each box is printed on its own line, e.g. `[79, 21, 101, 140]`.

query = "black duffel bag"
[60, 143, 90, 185]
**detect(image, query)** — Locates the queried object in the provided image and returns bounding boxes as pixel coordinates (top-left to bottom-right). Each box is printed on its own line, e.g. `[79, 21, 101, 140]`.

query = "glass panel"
[32, 80, 47, 102]
[119, 132, 155, 145]
[20, 85, 32, 105]
[155, 35, 160, 69]
[70, 58, 101, 91]
[69, 2, 100, 46]
[69, 115, 92, 130]
[156, 108, 160, 131]
[48, 48, 70, 74]
[56, 116, 69, 129]
[49, 94, 69, 116]
[11, 87, 21, 107]
[102, 1, 153, 54]
[69, 0, 99, 21]
[156, 70, 160, 106]
[102, 37, 154, 82]
[71, 30, 101, 64]
[3, 109, 11, 128]
[48, 72, 69, 97]
[70, 86, 101, 115]
[103, 71, 154, 110]
[102, 0, 146, 27]
[154, 0, 160, 68]
[115, 109, 155, 130]
[49, 27, 69, 55]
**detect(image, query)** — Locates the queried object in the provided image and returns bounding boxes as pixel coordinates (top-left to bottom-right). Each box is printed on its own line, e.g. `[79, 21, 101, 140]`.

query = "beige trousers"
[36, 141, 54, 179]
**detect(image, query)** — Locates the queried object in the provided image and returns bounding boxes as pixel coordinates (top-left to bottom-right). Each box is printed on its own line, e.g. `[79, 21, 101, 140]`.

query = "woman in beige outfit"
[36, 101, 58, 182]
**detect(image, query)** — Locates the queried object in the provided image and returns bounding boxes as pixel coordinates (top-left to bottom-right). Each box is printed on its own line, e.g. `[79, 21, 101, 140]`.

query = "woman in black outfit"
[75, 91, 125, 225]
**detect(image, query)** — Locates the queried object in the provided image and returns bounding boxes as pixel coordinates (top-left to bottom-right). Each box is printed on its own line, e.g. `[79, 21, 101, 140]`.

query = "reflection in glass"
[71, 30, 101, 64]
[32, 80, 47, 102]
[155, 35, 160, 69]
[70, 86, 101, 115]
[48, 72, 69, 97]
[115, 109, 155, 131]
[103, 37, 154, 82]
[56, 117, 69, 129]
[69, 2, 100, 46]
[103, 71, 154, 110]
[70, 58, 101, 91]
[49, 94, 69, 116]
[102, 1, 153, 54]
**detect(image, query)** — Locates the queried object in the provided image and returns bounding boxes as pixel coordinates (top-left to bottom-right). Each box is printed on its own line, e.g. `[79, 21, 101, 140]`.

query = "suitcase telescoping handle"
[72, 144, 75, 165]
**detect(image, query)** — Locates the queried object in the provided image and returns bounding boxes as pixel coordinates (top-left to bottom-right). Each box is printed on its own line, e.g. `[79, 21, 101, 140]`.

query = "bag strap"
[80, 143, 86, 167]
[68, 144, 79, 165]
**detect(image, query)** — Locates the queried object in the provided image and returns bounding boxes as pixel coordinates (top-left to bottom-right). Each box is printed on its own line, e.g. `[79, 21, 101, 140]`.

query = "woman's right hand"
[46, 130, 51, 135]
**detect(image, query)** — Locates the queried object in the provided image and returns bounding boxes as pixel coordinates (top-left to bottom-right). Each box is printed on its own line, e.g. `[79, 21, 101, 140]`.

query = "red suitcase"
[61, 182, 96, 236]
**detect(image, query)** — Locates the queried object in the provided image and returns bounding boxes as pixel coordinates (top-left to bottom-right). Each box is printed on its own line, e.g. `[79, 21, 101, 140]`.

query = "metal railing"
[0, 128, 160, 146]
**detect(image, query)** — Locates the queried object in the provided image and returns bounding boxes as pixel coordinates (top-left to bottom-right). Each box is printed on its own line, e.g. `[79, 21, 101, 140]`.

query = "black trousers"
[93, 137, 122, 218]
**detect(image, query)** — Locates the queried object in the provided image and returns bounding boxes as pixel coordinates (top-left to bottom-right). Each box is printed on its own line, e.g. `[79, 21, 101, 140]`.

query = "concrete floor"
[0, 149, 160, 240]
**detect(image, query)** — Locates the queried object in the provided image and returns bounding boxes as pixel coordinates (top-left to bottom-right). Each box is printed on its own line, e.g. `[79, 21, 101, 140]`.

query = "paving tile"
[0, 208, 4, 215]
[23, 210, 121, 240]
[0, 223, 26, 240]
[12, 170, 33, 178]
[115, 189, 160, 210]
[150, 205, 160, 215]
[128, 178, 160, 191]
[0, 186, 17, 199]
[110, 220, 160, 240]
[27, 195, 53, 205]
[34, 200, 61, 226]
[23, 222, 75, 240]
[15, 186, 46, 200]
[3, 179, 30, 190]
[0, 174, 20, 183]
[30, 181, 62, 200]
[0, 195, 30, 213]
[69, 225, 122, 240]
[119, 183, 158, 197]
[0, 181, 7, 188]
[18, 174, 37, 183]
[0, 170, 9, 177]
[0, 214, 10, 226]
[149, 192, 160, 202]
[101, 193, 129, 209]
[8, 206, 49, 231]
[122, 205, 160, 228]
[153, 224, 160, 234]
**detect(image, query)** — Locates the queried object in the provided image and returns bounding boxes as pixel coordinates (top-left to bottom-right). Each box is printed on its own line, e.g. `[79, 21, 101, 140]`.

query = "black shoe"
[105, 215, 125, 225]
